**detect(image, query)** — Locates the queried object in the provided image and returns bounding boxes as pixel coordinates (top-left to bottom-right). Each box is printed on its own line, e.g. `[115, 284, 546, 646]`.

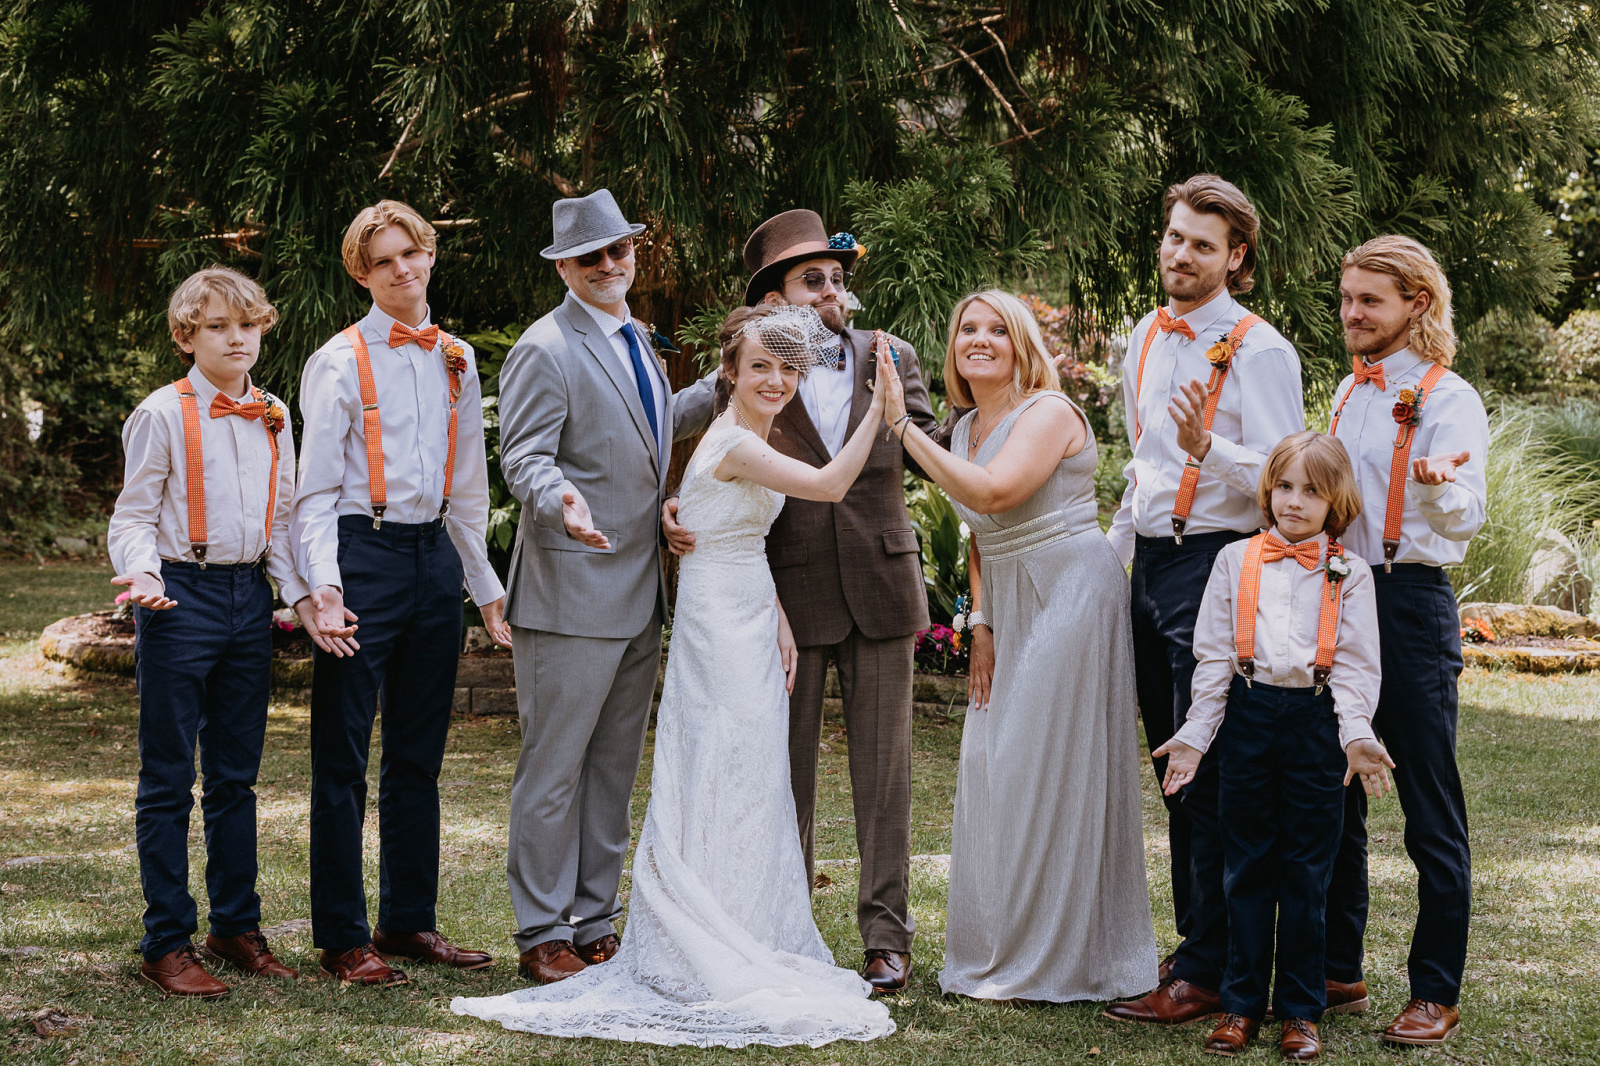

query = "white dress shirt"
[1107, 291, 1304, 567]
[1177, 529, 1381, 754]
[108, 365, 308, 606]
[570, 293, 667, 455]
[796, 338, 853, 456]
[1326, 349, 1489, 568]
[290, 304, 505, 606]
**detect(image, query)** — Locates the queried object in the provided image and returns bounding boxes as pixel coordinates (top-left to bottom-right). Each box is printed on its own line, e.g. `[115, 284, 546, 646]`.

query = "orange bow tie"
[1261, 534, 1321, 570]
[388, 321, 440, 350]
[209, 393, 268, 421]
[1155, 306, 1196, 342]
[1352, 357, 1386, 392]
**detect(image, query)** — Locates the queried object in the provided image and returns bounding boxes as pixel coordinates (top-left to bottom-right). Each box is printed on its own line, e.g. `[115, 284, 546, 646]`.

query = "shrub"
[1453, 403, 1600, 604]
[1554, 311, 1600, 396]
[1456, 308, 1561, 395]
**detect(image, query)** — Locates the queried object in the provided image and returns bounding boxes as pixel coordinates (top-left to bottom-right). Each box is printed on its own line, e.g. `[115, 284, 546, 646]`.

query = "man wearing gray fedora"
[496, 189, 716, 983]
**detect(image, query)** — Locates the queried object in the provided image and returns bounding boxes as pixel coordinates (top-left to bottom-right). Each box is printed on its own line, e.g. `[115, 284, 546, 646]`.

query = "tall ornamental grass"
[1454, 403, 1600, 605]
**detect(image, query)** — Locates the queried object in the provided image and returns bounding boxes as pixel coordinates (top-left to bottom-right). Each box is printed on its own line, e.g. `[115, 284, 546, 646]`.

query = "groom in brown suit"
[743, 210, 937, 992]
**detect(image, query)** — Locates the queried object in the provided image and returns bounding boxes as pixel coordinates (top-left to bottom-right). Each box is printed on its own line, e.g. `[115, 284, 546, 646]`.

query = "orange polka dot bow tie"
[1155, 306, 1195, 342]
[208, 393, 268, 421]
[1261, 533, 1321, 570]
[1351, 357, 1386, 392]
[388, 322, 440, 350]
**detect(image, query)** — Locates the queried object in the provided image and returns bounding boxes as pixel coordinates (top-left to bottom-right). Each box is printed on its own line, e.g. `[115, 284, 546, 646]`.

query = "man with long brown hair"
[1104, 175, 1304, 1026]
[1325, 235, 1487, 1046]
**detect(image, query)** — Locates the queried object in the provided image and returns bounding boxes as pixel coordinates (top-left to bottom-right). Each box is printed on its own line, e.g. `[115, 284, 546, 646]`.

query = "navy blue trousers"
[1218, 678, 1345, 1022]
[309, 516, 464, 951]
[133, 560, 272, 961]
[1131, 528, 1247, 984]
[1325, 564, 1470, 1005]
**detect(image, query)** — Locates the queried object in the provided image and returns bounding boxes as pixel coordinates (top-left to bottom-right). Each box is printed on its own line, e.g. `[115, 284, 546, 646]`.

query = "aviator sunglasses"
[573, 238, 635, 268]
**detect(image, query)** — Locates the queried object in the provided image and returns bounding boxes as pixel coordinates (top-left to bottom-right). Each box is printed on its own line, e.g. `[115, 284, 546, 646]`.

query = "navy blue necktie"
[619, 322, 659, 454]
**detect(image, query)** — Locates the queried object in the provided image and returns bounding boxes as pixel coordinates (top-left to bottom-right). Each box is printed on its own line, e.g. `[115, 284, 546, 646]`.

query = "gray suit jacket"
[500, 293, 715, 637]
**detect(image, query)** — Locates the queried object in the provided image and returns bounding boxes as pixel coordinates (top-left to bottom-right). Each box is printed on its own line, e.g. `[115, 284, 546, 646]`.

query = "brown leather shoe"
[575, 933, 620, 965]
[1280, 1018, 1321, 1060]
[205, 931, 298, 979]
[1103, 978, 1223, 1024]
[1381, 998, 1460, 1046]
[518, 940, 587, 984]
[1324, 978, 1369, 1014]
[373, 928, 493, 971]
[1203, 1013, 1260, 1057]
[1157, 952, 1176, 984]
[140, 944, 230, 999]
[319, 944, 410, 987]
[862, 949, 911, 995]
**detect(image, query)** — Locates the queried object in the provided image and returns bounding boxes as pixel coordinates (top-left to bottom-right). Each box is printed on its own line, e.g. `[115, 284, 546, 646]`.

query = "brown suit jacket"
[765, 327, 939, 646]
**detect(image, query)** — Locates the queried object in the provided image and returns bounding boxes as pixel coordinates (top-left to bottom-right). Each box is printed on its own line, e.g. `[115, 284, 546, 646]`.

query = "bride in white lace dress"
[453, 305, 899, 1047]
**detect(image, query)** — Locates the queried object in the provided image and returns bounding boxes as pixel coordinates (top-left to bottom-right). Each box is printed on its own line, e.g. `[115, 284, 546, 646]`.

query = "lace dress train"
[451, 423, 895, 1047]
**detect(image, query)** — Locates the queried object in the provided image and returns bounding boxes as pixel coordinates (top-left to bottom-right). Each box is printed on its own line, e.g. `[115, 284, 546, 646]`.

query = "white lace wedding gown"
[452, 422, 895, 1047]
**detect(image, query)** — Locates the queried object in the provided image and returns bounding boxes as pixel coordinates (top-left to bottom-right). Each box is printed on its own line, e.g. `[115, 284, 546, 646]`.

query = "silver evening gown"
[939, 392, 1160, 1002]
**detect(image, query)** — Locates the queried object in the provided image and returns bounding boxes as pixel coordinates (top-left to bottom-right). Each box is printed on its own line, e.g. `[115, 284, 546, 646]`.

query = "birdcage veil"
[738, 304, 841, 373]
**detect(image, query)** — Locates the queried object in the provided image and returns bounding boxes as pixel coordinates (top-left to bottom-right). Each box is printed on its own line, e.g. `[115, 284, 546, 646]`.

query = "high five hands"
[1168, 378, 1213, 460]
[111, 571, 177, 611]
[873, 331, 905, 426]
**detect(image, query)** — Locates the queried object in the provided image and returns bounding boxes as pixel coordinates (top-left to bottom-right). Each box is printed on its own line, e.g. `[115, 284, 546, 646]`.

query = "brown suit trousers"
[767, 327, 936, 953]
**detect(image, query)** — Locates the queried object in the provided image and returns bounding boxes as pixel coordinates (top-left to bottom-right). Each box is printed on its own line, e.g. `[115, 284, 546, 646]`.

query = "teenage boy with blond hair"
[1324, 234, 1487, 1046]
[109, 266, 306, 997]
[291, 200, 510, 987]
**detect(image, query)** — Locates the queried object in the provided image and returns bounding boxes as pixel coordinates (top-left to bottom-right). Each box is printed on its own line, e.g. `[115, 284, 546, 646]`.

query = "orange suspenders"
[172, 379, 280, 567]
[1329, 362, 1449, 571]
[1134, 312, 1264, 542]
[341, 326, 463, 529]
[1234, 532, 1346, 693]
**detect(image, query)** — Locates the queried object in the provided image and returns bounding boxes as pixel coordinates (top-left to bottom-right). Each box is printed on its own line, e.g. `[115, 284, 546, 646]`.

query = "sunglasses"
[573, 238, 635, 268]
[787, 269, 851, 293]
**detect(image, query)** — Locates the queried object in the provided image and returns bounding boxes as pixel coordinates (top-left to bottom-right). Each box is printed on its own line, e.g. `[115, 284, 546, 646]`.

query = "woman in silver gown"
[881, 289, 1158, 1002]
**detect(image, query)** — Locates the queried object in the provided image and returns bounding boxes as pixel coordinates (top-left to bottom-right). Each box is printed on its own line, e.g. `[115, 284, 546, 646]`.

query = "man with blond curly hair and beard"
[1321, 235, 1487, 1047]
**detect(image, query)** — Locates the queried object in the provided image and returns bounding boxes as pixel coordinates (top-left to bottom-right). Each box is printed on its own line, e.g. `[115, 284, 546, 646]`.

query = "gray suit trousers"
[787, 628, 917, 954]
[507, 618, 660, 951]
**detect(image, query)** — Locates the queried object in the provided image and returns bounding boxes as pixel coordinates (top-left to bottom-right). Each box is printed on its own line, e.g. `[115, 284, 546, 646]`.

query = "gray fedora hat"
[540, 188, 647, 260]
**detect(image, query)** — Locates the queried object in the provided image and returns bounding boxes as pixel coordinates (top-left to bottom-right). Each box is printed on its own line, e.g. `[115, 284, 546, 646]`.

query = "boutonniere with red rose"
[265, 402, 286, 436]
[1392, 387, 1421, 427]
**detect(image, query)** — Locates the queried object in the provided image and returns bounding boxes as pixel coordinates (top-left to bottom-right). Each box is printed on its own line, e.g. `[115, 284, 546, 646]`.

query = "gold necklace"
[968, 398, 1017, 456]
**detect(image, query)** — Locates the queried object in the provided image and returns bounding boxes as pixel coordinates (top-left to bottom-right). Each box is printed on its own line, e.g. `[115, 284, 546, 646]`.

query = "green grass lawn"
[2, 560, 1598, 1064]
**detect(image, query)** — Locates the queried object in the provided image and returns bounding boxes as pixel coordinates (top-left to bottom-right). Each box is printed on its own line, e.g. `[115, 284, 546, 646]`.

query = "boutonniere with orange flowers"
[264, 399, 286, 436]
[1392, 387, 1421, 427]
[442, 340, 467, 399]
[1204, 332, 1241, 370]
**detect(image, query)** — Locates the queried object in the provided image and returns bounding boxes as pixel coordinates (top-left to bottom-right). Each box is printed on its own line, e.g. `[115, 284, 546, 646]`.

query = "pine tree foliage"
[0, 0, 1595, 409]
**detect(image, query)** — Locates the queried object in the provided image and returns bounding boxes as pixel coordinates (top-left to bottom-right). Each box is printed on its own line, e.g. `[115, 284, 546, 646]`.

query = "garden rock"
[1522, 528, 1592, 613]
[31, 1008, 80, 1038]
[1459, 602, 1600, 639]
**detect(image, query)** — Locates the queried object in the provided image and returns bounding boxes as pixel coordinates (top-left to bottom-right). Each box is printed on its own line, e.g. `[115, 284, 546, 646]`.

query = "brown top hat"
[743, 209, 865, 306]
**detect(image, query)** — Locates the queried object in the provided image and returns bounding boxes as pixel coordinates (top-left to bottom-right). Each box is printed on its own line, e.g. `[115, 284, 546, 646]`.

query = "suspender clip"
[1238, 657, 1254, 686]
[372, 504, 386, 530]
[192, 544, 207, 569]
[438, 499, 450, 518]
[1172, 516, 1187, 544]
[1313, 664, 1331, 695]
[1382, 540, 1399, 573]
